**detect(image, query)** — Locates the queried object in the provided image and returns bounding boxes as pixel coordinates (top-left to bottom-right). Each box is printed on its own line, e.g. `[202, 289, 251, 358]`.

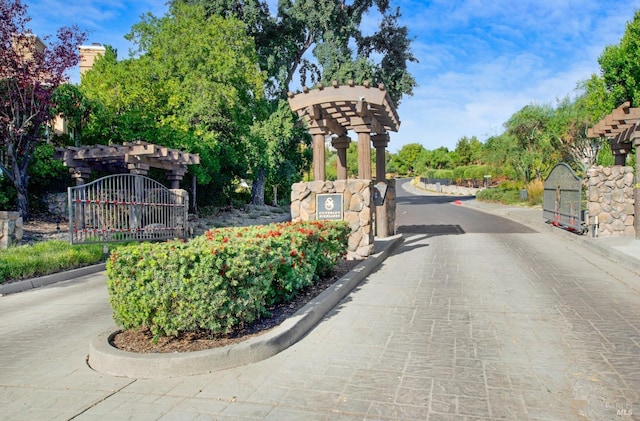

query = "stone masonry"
[291, 179, 374, 260]
[586, 165, 635, 236]
[0, 211, 23, 249]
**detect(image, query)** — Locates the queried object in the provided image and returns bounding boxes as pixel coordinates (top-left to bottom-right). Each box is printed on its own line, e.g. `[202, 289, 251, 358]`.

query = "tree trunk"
[272, 185, 278, 207]
[14, 174, 30, 222]
[250, 167, 266, 206]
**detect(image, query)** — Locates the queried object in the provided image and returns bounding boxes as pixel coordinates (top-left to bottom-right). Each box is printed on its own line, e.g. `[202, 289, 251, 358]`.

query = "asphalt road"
[395, 179, 536, 235]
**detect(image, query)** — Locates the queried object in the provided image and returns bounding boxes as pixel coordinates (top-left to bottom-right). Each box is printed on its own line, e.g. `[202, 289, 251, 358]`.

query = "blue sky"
[24, 0, 640, 152]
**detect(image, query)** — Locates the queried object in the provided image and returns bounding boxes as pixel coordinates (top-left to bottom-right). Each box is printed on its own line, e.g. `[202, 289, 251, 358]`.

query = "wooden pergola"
[54, 141, 200, 188]
[287, 80, 400, 181]
[587, 101, 640, 238]
[588, 101, 640, 164]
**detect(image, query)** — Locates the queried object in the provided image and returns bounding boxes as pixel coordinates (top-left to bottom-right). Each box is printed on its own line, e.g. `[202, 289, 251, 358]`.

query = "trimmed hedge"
[106, 220, 350, 341]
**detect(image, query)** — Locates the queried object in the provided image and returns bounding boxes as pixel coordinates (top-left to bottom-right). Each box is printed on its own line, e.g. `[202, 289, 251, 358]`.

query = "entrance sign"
[317, 193, 343, 220]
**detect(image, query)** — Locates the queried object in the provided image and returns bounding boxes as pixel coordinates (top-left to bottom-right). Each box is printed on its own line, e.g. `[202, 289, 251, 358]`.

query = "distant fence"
[420, 177, 452, 186]
[68, 174, 188, 244]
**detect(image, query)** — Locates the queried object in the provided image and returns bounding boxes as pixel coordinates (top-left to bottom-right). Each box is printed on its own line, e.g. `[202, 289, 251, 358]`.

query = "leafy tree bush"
[0, 0, 86, 220]
[526, 179, 544, 206]
[476, 187, 522, 205]
[106, 220, 349, 341]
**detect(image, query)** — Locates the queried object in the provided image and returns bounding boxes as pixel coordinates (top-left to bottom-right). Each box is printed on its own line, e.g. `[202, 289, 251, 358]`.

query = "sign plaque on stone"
[316, 193, 343, 220]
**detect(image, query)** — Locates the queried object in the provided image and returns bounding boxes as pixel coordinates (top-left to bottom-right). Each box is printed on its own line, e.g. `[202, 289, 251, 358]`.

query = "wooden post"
[356, 131, 372, 180]
[331, 135, 350, 180]
[372, 134, 390, 238]
[312, 133, 326, 181]
[372, 134, 389, 182]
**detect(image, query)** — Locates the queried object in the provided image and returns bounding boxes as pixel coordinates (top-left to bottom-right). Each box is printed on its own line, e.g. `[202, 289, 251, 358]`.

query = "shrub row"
[106, 220, 350, 341]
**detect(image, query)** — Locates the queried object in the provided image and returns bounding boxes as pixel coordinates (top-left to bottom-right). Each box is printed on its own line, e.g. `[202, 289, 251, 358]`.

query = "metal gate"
[543, 163, 586, 234]
[68, 174, 188, 244]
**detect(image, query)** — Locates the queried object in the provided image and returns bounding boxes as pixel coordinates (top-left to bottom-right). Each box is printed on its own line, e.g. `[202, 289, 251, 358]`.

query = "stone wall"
[43, 192, 68, 219]
[0, 211, 23, 249]
[418, 181, 480, 196]
[291, 179, 373, 260]
[586, 165, 635, 236]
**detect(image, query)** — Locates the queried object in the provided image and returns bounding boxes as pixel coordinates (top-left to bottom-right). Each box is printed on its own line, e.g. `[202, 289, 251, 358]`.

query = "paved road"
[0, 181, 638, 420]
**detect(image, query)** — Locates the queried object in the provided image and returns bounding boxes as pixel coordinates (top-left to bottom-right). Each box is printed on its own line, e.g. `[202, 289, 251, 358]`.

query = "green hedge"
[106, 220, 350, 340]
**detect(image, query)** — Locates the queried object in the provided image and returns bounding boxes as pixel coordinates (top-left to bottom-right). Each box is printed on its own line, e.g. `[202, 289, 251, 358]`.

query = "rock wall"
[291, 179, 373, 260]
[43, 192, 68, 219]
[586, 165, 635, 236]
[418, 182, 480, 196]
[0, 211, 23, 249]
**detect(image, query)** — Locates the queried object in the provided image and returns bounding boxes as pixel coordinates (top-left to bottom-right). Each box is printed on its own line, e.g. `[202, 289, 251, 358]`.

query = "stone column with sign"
[291, 179, 374, 259]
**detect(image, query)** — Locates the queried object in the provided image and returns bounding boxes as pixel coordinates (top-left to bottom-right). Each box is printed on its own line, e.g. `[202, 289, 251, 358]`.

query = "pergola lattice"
[287, 80, 400, 181]
[587, 101, 640, 164]
[54, 141, 200, 188]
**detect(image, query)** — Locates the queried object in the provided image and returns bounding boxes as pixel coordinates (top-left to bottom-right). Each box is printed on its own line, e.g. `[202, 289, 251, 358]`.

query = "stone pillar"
[170, 189, 190, 238]
[586, 165, 635, 236]
[291, 179, 374, 259]
[312, 133, 326, 181]
[168, 169, 186, 190]
[356, 130, 372, 180]
[331, 135, 350, 180]
[70, 167, 92, 185]
[0, 211, 23, 249]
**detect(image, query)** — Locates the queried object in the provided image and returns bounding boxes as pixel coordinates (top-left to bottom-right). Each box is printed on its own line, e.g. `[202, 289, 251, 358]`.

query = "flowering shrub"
[106, 220, 349, 341]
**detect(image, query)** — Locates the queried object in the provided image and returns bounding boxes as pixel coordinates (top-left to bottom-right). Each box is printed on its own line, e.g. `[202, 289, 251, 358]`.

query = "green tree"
[503, 104, 559, 181]
[0, 0, 86, 220]
[81, 4, 265, 203]
[390, 143, 426, 175]
[51, 84, 92, 146]
[425, 146, 453, 170]
[177, 0, 417, 103]
[597, 10, 640, 108]
[247, 100, 311, 205]
[454, 136, 482, 166]
[549, 95, 601, 170]
[173, 0, 416, 203]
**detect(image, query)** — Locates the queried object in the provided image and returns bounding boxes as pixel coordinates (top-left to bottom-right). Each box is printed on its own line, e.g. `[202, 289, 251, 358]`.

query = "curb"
[0, 263, 106, 296]
[87, 235, 403, 378]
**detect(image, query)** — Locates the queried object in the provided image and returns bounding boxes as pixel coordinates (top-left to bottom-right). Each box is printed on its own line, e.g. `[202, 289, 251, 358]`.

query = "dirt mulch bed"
[110, 259, 361, 354]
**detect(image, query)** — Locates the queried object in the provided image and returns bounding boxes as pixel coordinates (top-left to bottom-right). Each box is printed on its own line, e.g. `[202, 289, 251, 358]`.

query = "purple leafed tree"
[0, 0, 86, 221]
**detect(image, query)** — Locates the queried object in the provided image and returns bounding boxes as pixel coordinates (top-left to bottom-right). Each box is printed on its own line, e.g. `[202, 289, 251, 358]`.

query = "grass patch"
[476, 186, 524, 205]
[0, 240, 106, 284]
